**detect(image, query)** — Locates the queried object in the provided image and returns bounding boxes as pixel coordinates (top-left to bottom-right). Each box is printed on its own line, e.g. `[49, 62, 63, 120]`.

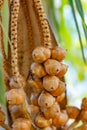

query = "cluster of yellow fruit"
[28, 46, 69, 129]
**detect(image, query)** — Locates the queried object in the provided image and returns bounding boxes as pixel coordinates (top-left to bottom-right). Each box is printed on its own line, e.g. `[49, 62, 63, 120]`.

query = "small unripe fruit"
[35, 114, 52, 128]
[56, 92, 65, 102]
[52, 46, 67, 61]
[32, 47, 51, 63]
[42, 102, 60, 119]
[51, 80, 66, 96]
[57, 63, 68, 78]
[66, 106, 80, 119]
[12, 118, 31, 130]
[38, 91, 55, 108]
[43, 76, 59, 92]
[5, 89, 25, 105]
[53, 111, 68, 127]
[81, 98, 87, 111]
[30, 62, 46, 78]
[44, 59, 61, 76]
[28, 78, 43, 90]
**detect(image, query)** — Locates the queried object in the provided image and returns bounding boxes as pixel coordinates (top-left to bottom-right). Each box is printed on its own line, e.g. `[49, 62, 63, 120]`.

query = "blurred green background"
[0, 0, 87, 108]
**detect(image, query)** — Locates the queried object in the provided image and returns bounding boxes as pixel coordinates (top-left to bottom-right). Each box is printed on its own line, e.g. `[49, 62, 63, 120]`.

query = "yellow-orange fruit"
[38, 91, 55, 108]
[28, 78, 43, 90]
[12, 118, 31, 130]
[35, 114, 52, 128]
[9, 75, 26, 88]
[81, 98, 87, 111]
[44, 59, 61, 76]
[30, 62, 46, 78]
[43, 76, 59, 92]
[5, 89, 25, 105]
[57, 63, 68, 78]
[32, 47, 51, 63]
[56, 92, 65, 102]
[52, 111, 68, 127]
[52, 46, 67, 61]
[42, 102, 60, 119]
[80, 110, 87, 121]
[8, 105, 27, 121]
[66, 106, 80, 119]
[51, 80, 66, 96]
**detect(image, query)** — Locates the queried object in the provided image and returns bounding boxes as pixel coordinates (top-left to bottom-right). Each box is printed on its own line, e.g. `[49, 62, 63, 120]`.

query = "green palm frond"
[69, 0, 86, 64]
[75, 0, 87, 44]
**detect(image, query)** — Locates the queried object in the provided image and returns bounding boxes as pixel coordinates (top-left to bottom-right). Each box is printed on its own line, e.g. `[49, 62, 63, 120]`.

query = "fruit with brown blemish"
[5, 89, 25, 105]
[38, 91, 55, 108]
[44, 59, 61, 76]
[42, 102, 60, 119]
[51, 80, 66, 97]
[43, 76, 59, 92]
[32, 47, 51, 63]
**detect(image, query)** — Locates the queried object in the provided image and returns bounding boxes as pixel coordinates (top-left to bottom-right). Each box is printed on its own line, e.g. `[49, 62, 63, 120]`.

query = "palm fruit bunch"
[28, 46, 69, 129]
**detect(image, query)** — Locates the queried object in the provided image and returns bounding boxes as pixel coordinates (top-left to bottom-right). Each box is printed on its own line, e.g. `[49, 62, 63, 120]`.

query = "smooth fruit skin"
[52, 111, 68, 127]
[43, 76, 59, 92]
[51, 80, 66, 97]
[30, 62, 46, 78]
[38, 91, 55, 108]
[32, 47, 51, 63]
[44, 59, 61, 76]
[57, 63, 68, 78]
[52, 46, 67, 61]
[41, 102, 60, 119]
[5, 89, 25, 105]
